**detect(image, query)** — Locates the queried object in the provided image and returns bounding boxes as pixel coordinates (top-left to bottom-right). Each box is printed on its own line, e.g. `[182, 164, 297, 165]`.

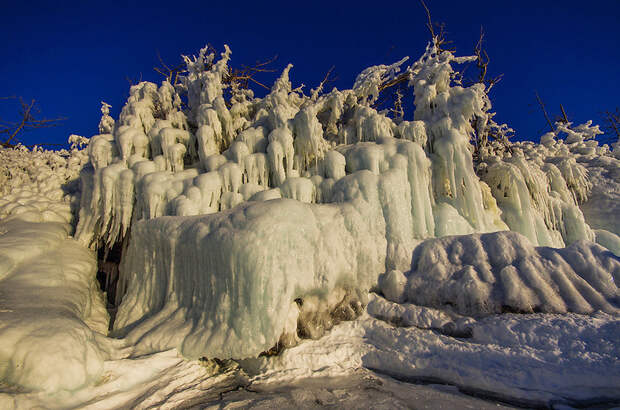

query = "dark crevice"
[95, 239, 125, 330]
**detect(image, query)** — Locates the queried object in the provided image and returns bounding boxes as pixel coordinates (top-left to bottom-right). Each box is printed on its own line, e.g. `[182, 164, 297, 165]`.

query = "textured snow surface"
[395, 231, 620, 315]
[249, 303, 620, 407]
[0, 218, 109, 392]
[4, 301, 618, 409]
[1, 348, 523, 409]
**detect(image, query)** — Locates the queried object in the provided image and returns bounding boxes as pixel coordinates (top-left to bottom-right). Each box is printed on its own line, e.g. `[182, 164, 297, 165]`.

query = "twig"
[1, 97, 66, 147]
[419, 0, 435, 38]
[560, 104, 569, 123]
[535, 91, 555, 132]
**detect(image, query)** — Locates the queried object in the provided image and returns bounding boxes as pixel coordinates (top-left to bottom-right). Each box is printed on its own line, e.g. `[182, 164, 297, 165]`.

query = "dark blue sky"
[1, 0, 619, 147]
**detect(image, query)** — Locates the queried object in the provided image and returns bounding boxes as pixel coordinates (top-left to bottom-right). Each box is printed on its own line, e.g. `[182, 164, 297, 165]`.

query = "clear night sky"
[1, 0, 619, 147]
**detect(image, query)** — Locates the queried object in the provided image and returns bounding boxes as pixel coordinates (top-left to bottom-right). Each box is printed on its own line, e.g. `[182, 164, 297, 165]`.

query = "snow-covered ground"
[1, 39, 619, 409]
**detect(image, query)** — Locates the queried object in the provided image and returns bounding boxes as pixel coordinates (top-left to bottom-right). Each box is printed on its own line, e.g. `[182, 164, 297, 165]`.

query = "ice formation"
[113, 197, 385, 358]
[70, 41, 618, 361]
[381, 231, 619, 316]
[477, 125, 599, 248]
[0, 139, 88, 223]
[0, 37, 619, 407]
[74, 42, 511, 251]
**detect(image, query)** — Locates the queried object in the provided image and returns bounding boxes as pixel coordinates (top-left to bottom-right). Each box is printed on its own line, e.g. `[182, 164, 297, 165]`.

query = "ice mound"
[579, 154, 620, 236]
[477, 136, 598, 248]
[594, 229, 620, 257]
[113, 195, 387, 359]
[366, 293, 475, 336]
[0, 218, 108, 392]
[390, 231, 619, 315]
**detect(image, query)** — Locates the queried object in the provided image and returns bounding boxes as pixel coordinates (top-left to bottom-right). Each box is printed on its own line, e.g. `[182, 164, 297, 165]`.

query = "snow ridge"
[385, 231, 620, 316]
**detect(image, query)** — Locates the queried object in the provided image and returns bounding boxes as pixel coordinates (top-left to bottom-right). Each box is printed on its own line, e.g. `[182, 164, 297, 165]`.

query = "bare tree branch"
[560, 104, 569, 124]
[226, 55, 279, 90]
[418, 0, 454, 51]
[311, 66, 337, 100]
[1, 97, 66, 147]
[535, 91, 555, 133]
[126, 72, 143, 87]
[473, 27, 503, 92]
[602, 108, 620, 138]
[419, 0, 435, 38]
[154, 50, 187, 85]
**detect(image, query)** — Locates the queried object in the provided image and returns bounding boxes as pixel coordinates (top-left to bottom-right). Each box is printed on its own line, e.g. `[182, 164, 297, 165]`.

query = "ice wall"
[114, 193, 385, 358]
[113, 138, 443, 358]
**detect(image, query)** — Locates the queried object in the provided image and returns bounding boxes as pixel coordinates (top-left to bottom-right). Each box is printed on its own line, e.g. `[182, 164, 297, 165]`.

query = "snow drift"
[0, 219, 108, 392]
[0, 145, 108, 392]
[380, 231, 619, 316]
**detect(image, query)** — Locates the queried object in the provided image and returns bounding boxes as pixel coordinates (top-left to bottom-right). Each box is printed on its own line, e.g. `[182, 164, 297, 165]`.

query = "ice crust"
[70, 41, 619, 361]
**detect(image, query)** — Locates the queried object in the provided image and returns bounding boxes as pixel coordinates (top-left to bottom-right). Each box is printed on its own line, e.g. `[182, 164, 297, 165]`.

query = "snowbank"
[0, 142, 109, 393]
[385, 231, 619, 315]
[242, 301, 620, 408]
[0, 218, 108, 392]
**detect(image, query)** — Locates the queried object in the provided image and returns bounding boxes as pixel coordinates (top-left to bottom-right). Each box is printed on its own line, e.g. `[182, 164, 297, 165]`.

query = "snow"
[394, 231, 619, 316]
[242, 304, 620, 408]
[0, 37, 619, 408]
[0, 145, 109, 393]
[0, 219, 109, 392]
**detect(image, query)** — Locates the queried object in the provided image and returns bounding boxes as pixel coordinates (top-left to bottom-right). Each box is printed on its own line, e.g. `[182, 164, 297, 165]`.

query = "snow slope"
[0, 219, 108, 392]
[0, 143, 109, 392]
